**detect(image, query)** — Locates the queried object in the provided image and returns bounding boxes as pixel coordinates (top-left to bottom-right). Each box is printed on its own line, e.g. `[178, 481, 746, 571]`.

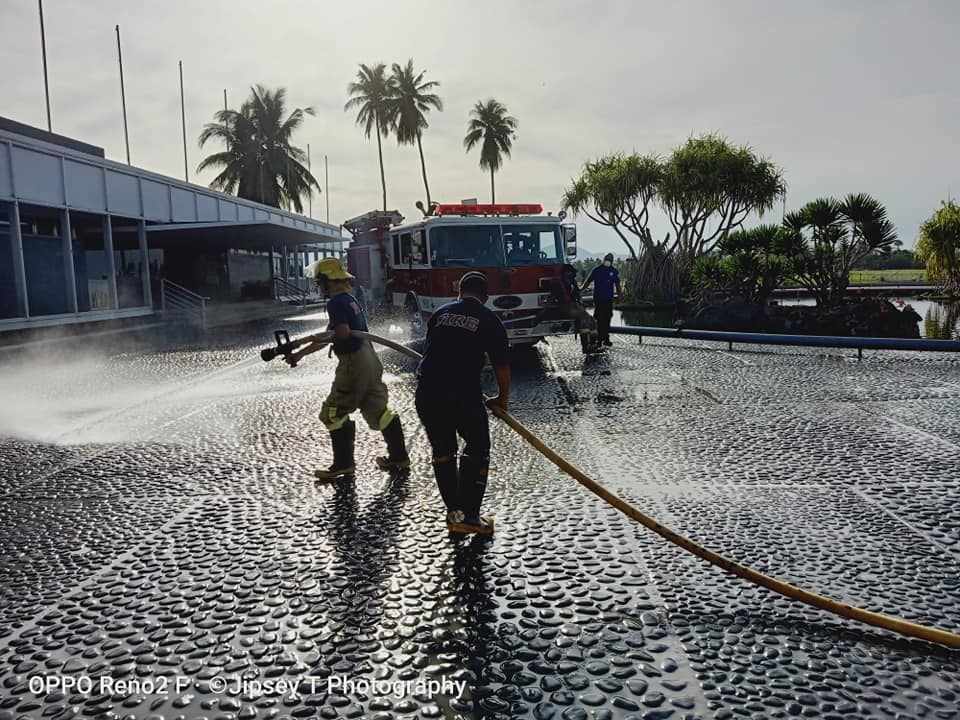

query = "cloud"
[4, 0, 959, 251]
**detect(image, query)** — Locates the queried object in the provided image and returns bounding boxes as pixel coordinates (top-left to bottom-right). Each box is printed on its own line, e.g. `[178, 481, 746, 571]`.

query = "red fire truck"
[344, 203, 583, 346]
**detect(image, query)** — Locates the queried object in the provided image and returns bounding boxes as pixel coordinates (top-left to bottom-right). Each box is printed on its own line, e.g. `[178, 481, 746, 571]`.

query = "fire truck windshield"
[429, 224, 562, 267]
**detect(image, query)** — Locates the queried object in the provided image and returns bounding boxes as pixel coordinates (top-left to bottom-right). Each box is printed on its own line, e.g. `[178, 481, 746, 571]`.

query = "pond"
[614, 298, 960, 340]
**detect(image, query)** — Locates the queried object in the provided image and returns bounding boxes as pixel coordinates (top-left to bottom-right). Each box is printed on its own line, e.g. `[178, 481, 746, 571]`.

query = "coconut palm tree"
[346, 63, 396, 211]
[197, 85, 319, 212]
[464, 99, 517, 203]
[387, 59, 442, 207]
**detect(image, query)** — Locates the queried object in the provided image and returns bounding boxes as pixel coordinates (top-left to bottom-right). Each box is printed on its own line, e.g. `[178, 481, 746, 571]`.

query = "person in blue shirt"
[287, 257, 409, 480]
[581, 253, 622, 346]
[415, 271, 511, 535]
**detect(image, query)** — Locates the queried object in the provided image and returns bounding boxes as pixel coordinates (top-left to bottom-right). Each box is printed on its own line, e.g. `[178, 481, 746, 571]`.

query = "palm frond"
[196, 84, 319, 210]
[463, 98, 517, 175]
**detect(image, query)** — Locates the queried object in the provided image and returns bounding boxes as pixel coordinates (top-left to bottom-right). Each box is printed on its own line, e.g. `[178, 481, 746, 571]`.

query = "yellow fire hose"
[278, 329, 960, 650]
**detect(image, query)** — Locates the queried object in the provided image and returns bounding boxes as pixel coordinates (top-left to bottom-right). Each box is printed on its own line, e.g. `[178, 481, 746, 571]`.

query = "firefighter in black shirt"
[415, 271, 511, 534]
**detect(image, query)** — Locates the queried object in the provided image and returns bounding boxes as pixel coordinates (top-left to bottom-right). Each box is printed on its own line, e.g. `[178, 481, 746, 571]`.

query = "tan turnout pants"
[320, 342, 395, 431]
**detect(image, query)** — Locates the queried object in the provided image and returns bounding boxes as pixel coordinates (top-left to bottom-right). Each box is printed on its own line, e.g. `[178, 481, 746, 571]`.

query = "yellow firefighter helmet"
[312, 257, 355, 281]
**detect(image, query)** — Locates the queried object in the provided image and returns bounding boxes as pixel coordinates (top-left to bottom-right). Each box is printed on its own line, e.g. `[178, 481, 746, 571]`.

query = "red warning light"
[435, 203, 543, 216]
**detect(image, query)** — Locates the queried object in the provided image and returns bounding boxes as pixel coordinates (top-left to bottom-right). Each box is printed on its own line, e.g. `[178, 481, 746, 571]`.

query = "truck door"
[409, 229, 429, 301]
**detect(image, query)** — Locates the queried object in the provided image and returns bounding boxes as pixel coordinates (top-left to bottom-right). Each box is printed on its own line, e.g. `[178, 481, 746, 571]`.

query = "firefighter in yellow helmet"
[287, 257, 409, 479]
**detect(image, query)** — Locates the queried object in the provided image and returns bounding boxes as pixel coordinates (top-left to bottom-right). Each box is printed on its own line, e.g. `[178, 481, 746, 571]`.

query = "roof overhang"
[146, 221, 346, 251]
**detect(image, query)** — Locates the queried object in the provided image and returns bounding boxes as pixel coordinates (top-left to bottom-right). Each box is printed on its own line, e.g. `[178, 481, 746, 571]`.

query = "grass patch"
[847, 269, 927, 283]
[783, 268, 928, 286]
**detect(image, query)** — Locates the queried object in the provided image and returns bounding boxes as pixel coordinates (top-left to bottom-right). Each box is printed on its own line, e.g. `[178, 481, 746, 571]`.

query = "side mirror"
[562, 224, 577, 258]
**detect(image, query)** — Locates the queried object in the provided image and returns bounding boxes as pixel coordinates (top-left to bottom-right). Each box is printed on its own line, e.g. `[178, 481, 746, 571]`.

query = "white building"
[0, 116, 344, 332]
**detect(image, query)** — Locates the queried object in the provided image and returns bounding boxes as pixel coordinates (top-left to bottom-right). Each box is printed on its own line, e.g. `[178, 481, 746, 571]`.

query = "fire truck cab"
[344, 203, 581, 345]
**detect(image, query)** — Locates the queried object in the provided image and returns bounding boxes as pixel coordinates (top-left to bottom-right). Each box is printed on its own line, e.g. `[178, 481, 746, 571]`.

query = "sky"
[3, 0, 959, 254]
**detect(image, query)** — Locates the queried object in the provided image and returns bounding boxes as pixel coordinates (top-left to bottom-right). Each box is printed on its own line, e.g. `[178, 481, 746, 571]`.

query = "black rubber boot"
[581, 329, 600, 354]
[450, 454, 492, 534]
[315, 419, 356, 481]
[432, 457, 460, 515]
[375, 417, 410, 471]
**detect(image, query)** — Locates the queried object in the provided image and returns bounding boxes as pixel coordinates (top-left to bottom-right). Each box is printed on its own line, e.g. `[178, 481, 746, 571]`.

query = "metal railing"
[160, 278, 209, 329]
[273, 276, 311, 308]
[611, 325, 960, 358]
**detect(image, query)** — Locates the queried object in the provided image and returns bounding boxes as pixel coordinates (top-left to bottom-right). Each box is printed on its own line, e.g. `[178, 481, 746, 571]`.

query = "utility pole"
[307, 144, 312, 218]
[179, 61, 188, 182]
[38, 0, 52, 131]
[222, 89, 230, 156]
[324, 155, 329, 223]
[116, 25, 130, 164]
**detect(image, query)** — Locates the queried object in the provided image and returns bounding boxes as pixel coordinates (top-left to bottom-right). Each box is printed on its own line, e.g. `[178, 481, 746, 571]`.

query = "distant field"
[849, 268, 927, 283]
[781, 268, 928, 288]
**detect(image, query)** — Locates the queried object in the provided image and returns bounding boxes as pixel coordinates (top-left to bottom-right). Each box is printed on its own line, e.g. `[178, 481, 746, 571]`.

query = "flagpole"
[179, 61, 188, 182]
[116, 25, 130, 164]
[38, 0, 52, 131]
[324, 155, 329, 223]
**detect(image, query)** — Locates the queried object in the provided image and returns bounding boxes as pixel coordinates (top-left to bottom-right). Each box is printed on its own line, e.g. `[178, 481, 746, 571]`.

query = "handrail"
[160, 278, 209, 329]
[610, 325, 960, 356]
[273, 276, 309, 309]
[161, 278, 207, 302]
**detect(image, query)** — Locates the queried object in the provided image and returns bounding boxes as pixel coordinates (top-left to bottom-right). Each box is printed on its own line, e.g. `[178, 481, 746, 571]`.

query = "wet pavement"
[1, 314, 959, 720]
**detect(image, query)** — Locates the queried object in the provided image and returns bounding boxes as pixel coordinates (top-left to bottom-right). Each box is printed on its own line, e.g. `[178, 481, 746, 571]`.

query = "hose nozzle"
[261, 330, 294, 364]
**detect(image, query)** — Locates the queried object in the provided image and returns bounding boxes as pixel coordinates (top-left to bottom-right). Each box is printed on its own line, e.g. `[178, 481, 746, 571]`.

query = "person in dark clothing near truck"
[561, 263, 599, 352]
[581, 252, 622, 346]
[415, 271, 511, 535]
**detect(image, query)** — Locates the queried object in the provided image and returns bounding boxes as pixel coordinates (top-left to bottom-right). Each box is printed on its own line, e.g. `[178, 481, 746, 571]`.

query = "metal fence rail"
[610, 325, 960, 357]
[273, 277, 311, 309]
[160, 279, 209, 329]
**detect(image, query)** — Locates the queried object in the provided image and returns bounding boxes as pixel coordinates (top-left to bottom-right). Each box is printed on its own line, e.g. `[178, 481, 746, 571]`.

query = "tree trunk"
[630, 246, 681, 304]
[490, 169, 495, 204]
[417, 132, 431, 207]
[375, 115, 387, 212]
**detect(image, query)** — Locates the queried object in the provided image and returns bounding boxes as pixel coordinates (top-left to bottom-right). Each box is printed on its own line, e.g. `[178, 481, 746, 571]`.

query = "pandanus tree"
[346, 63, 396, 211]
[197, 85, 319, 212]
[915, 200, 960, 294]
[561, 153, 663, 262]
[562, 135, 785, 303]
[464, 99, 517, 203]
[658, 134, 785, 282]
[782, 193, 897, 305]
[388, 60, 442, 207]
[561, 153, 680, 302]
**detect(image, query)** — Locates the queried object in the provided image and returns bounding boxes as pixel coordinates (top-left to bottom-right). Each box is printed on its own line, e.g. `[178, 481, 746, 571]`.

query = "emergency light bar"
[435, 203, 543, 216]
